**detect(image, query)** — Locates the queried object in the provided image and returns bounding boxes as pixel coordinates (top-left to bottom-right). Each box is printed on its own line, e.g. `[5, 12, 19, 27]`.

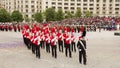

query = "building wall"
[1, 0, 39, 18]
[1, 0, 120, 18]
[40, 0, 120, 17]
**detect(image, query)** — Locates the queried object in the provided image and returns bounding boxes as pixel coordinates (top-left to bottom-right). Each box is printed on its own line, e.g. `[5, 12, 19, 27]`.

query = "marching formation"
[0, 23, 21, 32]
[22, 23, 87, 65]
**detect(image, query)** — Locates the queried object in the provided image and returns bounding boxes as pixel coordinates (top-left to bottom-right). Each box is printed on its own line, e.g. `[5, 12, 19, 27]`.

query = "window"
[103, 0, 106, 2]
[115, 12, 119, 14]
[89, 4, 93, 6]
[21, 1, 23, 3]
[32, 9, 34, 12]
[58, 3, 62, 5]
[65, 0, 68, 1]
[65, 11, 67, 13]
[103, 12, 105, 14]
[31, 1, 34, 3]
[97, 12, 99, 14]
[21, 5, 23, 8]
[103, 4, 106, 6]
[83, 8, 87, 10]
[52, 6, 55, 9]
[110, 0, 113, 2]
[103, 8, 106, 10]
[21, 9, 23, 12]
[84, 0, 87, 2]
[18, 5, 19, 8]
[64, 7, 68, 9]
[25, 1, 28, 3]
[97, 0, 99, 2]
[97, 8, 99, 10]
[91, 12, 93, 14]
[71, 3, 74, 5]
[84, 4, 87, 6]
[71, 11, 74, 13]
[52, 2, 56, 5]
[71, 0, 75, 1]
[32, 15, 34, 17]
[26, 9, 28, 13]
[90, 8, 93, 10]
[71, 7, 74, 10]
[109, 4, 112, 6]
[31, 5, 34, 8]
[115, 4, 119, 6]
[9, 2, 11, 5]
[115, 8, 119, 10]
[90, 0, 94, 2]
[26, 5, 28, 8]
[9, 6, 11, 9]
[64, 3, 68, 5]
[109, 7, 112, 10]
[77, 0, 81, 2]
[116, 0, 120, 2]
[109, 12, 112, 14]
[77, 3, 81, 6]
[26, 15, 28, 17]
[83, 11, 86, 14]
[97, 4, 99, 6]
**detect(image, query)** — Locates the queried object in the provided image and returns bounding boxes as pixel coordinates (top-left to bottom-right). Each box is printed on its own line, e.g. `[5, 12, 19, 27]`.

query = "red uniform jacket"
[57, 33, 62, 41]
[50, 36, 57, 46]
[65, 35, 71, 45]
[45, 35, 49, 44]
[33, 35, 39, 45]
[71, 34, 75, 42]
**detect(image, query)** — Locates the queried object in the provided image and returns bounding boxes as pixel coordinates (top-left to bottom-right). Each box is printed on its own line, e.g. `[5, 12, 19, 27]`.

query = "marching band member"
[57, 27, 63, 52]
[77, 26, 87, 65]
[65, 28, 72, 58]
[50, 32, 57, 58]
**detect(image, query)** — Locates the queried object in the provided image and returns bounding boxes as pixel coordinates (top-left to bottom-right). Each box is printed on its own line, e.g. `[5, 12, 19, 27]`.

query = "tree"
[56, 8, 64, 21]
[33, 12, 43, 23]
[24, 17, 30, 22]
[45, 8, 56, 22]
[85, 10, 93, 17]
[0, 8, 11, 22]
[75, 8, 82, 18]
[65, 11, 73, 19]
[11, 10, 23, 23]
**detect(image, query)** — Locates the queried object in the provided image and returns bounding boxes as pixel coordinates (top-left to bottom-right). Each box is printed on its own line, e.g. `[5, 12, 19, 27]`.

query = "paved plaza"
[0, 30, 120, 68]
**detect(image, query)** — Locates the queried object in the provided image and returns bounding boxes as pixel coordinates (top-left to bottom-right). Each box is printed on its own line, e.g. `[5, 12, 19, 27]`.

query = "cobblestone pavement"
[0, 31, 120, 68]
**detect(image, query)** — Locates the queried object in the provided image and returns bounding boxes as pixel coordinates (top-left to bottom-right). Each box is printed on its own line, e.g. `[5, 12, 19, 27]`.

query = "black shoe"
[84, 63, 87, 65]
[38, 56, 40, 59]
[79, 62, 82, 64]
[70, 56, 72, 58]
[55, 56, 57, 59]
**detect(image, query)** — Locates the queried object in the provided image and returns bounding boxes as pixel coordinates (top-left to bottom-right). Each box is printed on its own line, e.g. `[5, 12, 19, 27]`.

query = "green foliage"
[45, 8, 56, 22]
[11, 10, 23, 22]
[75, 8, 82, 18]
[85, 10, 93, 17]
[65, 11, 73, 18]
[33, 12, 43, 23]
[24, 17, 30, 22]
[0, 8, 11, 22]
[56, 8, 64, 21]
